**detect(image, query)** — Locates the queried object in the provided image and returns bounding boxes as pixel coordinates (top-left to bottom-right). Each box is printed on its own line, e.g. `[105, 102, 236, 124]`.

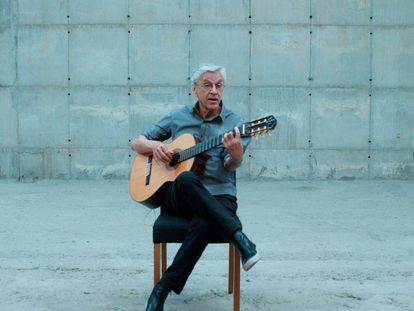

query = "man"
[130, 64, 260, 310]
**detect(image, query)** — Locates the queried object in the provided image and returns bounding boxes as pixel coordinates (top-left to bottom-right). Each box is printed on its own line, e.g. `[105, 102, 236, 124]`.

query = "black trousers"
[157, 171, 242, 294]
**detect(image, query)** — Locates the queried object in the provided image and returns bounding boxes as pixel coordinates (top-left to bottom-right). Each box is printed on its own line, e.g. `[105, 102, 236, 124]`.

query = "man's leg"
[158, 216, 210, 294]
[163, 171, 242, 238]
[164, 171, 260, 272]
[164, 172, 261, 272]
[146, 172, 259, 310]
[157, 172, 242, 294]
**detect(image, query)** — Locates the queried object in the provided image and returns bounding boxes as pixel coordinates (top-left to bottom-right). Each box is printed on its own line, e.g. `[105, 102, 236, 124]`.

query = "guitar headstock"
[239, 115, 277, 138]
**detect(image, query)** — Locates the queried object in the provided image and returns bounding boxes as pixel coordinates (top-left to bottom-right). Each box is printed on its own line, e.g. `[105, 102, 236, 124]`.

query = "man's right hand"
[152, 141, 173, 164]
[130, 135, 173, 164]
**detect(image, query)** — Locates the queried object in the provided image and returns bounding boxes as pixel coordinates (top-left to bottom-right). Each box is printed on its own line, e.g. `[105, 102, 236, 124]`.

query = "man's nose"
[210, 85, 218, 94]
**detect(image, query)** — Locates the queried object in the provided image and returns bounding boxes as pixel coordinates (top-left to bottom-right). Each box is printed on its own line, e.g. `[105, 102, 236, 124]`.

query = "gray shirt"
[142, 102, 250, 197]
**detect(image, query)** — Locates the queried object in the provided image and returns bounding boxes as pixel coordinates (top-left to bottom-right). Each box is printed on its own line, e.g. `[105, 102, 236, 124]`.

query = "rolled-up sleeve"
[142, 112, 172, 142]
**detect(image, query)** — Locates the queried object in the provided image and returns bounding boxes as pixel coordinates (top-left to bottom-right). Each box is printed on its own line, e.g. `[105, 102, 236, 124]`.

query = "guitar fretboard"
[176, 133, 225, 163]
[168, 114, 276, 165]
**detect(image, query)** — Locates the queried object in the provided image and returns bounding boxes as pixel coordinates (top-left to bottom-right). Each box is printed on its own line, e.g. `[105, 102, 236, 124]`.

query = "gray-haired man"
[131, 65, 260, 310]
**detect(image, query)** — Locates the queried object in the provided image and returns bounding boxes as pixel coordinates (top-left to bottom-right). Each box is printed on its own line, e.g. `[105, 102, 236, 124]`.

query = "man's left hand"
[222, 127, 243, 163]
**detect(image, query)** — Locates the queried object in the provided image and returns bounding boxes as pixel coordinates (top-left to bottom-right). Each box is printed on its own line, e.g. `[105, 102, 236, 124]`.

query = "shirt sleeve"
[141, 112, 172, 142]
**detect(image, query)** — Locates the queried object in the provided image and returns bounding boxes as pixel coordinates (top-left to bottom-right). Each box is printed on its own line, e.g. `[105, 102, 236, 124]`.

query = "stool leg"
[234, 246, 240, 311]
[161, 243, 167, 275]
[154, 243, 161, 286]
[228, 243, 234, 294]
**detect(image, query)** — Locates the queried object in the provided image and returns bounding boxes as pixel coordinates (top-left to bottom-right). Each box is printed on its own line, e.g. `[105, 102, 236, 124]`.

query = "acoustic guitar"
[130, 115, 277, 208]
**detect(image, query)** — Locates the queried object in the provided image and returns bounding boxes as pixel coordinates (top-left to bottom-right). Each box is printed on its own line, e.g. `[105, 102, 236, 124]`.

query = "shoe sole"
[242, 253, 261, 271]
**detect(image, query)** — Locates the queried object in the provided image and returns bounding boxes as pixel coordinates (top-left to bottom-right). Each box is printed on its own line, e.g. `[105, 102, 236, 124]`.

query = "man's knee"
[175, 171, 199, 189]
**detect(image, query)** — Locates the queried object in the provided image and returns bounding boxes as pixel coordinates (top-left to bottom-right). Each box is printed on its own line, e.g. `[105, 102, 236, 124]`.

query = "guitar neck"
[170, 115, 276, 165]
[175, 132, 227, 163]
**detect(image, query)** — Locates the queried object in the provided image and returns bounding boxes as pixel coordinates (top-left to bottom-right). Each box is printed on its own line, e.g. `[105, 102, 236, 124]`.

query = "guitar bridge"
[145, 155, 152, 185]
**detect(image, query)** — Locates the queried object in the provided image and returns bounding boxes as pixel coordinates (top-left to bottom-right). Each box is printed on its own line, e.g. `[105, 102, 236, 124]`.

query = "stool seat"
[153, 214, 229, 243]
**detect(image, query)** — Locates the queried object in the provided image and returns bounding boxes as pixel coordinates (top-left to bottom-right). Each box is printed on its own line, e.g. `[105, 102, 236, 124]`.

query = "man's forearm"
[224, 155, 243, 172]
[130, 135, 160, 154]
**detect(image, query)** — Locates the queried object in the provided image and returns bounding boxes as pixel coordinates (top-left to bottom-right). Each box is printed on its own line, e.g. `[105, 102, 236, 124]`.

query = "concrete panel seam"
[248, 0, 252, 178]
[67, 0, 71, 178]
[187, 0, 191, 93]
[368, 0, 374, 178]
[14, 24, 414, 29]
[309, 0, 313, 177]
[127, 0, 131, 156]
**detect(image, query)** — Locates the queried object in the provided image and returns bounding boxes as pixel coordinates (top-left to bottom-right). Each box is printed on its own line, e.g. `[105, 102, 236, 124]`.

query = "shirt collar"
[187, 101, 227, 122]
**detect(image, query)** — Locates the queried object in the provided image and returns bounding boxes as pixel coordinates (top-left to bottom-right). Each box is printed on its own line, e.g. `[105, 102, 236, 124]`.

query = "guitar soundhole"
[166, 162, 176, 171]
[167, 149, 181, 169]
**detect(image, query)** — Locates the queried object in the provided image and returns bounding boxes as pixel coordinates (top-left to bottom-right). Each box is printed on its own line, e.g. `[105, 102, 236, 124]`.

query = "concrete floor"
[0, 179, 413, 311]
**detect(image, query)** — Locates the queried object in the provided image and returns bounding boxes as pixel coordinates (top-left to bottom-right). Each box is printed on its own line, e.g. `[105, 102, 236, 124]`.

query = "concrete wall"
[0, 0, 413, 180]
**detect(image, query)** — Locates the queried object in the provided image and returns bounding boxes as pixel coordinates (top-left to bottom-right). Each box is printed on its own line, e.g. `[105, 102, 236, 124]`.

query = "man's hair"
[190, 64, 226, 85]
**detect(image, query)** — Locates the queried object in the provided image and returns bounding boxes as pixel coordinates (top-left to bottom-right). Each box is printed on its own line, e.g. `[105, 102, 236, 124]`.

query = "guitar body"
[129, 133, 197, 208]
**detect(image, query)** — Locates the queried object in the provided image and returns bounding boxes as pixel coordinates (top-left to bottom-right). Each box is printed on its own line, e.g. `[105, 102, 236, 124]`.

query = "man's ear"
[192, 85, 197, 97]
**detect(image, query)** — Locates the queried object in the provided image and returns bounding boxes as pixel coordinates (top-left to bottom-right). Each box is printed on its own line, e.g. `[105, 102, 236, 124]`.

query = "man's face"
[192, 71, 224, 111]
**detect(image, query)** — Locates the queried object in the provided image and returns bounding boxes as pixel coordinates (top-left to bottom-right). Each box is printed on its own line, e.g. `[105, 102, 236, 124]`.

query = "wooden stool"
[153, 214, 241, 311]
